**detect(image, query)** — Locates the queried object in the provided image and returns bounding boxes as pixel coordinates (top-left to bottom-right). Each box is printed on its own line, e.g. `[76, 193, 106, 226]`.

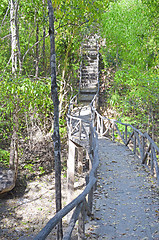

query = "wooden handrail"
[34, 37, 100, 239]
[34, 115, 99, 239]
[92, 109, 159, 184]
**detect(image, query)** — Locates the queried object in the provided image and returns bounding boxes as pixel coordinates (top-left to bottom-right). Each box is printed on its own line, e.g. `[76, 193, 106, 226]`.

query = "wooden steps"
[79, 35, 99, 104]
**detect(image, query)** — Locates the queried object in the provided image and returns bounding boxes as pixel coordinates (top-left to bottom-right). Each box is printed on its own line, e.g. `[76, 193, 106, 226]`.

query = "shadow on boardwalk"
[86, 137, 159, 240]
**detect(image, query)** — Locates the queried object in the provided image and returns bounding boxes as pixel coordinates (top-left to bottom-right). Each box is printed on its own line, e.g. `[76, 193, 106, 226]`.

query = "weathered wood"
[142, 143, 151, 164]
[78, 146, 83, 174]
[141, 136, 145, 162]
[144, 132, 159, 152]
[125, 125, 127, 143]
[100, 118, 104, 136]
[126, 131, 134, 146]
[79, 120, 82, 140]
[151, 147, 159, 184]
[112, 122, 115, 141]
[78, 202, 85, 240]
[151, 147, 155, 175]
[48, 1, 63, 238]
[133, 132, 137, 155]
[63, 202, 83, 240]
[34, 177, 96, 240]
[67, 140, 75, 205]
[86, 175, 93, 213]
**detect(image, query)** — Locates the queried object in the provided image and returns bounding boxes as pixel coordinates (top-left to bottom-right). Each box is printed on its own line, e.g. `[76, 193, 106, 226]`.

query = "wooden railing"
[34, 119, 99, 240]
[67, 94, 78, 116]
[92, 109, 159, 185]
[67, 115, 89, 144]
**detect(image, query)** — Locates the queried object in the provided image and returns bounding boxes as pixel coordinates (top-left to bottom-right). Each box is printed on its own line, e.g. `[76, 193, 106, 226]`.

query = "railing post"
[112, 121, 115, 141]
[133, 132, 137, 154]
[100, 118, 103, 137]
[141, 136, 145, 163]
[78, 146, 83, 174]
[78, 201, 85, 240]
[86, 175, 93, 213]
[125, 125, 127, 143]
[79, 119, 82, 140]
[151, 146, 154, 175]
[67, 139, 75, 222]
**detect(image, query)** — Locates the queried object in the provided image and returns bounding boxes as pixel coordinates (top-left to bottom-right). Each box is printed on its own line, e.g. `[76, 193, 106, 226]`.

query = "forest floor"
[0, 165, 86, 240]
[0, 127, 87, 240]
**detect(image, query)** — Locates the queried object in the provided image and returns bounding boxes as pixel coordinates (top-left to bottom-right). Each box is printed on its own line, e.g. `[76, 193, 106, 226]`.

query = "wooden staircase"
[79, 35, 99, 105]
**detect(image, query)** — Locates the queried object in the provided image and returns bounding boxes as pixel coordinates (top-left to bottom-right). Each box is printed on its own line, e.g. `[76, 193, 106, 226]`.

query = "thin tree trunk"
[43, 0, 46, 76]
[35, 22, 39, 78]
[47, 1, 63, 239]
[10, 0, 19, 74]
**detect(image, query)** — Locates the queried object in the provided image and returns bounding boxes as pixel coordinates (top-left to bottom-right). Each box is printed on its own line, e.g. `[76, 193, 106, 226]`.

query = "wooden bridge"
[33, 35, 159, 239]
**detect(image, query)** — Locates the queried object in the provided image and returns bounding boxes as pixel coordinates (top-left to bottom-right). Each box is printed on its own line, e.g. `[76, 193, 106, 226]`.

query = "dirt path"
[0, 171, 86, 240]
[86, 137, 159, 240]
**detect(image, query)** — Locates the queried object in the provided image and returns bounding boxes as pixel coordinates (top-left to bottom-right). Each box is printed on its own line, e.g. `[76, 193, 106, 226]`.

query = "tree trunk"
[10, 0, 19, 74]
[43, 0, 46, 76]
[47, 1, 63, 239]
[35, 15, 39, 78]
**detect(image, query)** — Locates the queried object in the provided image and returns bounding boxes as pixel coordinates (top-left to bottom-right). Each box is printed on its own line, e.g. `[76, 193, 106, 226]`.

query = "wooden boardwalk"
[86, 137, 159, 240]
[30, 35, 159, 240]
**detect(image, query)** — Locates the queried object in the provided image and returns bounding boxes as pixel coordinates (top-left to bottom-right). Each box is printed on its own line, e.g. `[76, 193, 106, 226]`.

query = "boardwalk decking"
[86, 138, 159, 240]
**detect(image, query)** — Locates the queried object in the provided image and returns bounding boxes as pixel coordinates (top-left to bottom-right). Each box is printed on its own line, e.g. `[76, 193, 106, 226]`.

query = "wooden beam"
[67, 140, 75, 206]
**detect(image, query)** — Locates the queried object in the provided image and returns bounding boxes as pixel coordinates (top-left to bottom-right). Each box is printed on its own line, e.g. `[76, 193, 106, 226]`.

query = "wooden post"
[125, 125, 127, 143]
[141, 136, 145, 162]
[79, 120, 82, 140]
[151, 146, 154, 175]
[133, 132, 136, 154]
[78, 146, 83, 174]
[78, 202, 85, 240]
[86, 175, 93, 213]
[112, 122, 115, 141]
[67, 140, 75, 221]
[100, 118, 103, 136]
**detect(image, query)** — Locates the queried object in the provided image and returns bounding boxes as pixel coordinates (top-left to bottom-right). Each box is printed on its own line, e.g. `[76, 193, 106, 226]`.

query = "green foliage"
[0, 76, 53, 150]
[100, 0, 159, 139]
[24, 163, 34, 172]
[0, 149, 9, 167]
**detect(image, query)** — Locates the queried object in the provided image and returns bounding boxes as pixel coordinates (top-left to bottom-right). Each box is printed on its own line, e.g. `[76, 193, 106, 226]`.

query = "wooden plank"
[100, 118, 103, 136]
[142, 143, 151, 164]
[144, 132, 159, 152]
[133, 132, 136, 155]
[67, 140, 75, 210]
[151, 147, 159, 185]
[78, 201, 85, 240]
[63, 202, 83, 240]
[79, 120, 82, 140]
[141, 136, 145, 162]
[126, 131, 134, 146]
[78, 146, 83, 174]
[125, 125, 127, 143]
[86, 175, 93, 213]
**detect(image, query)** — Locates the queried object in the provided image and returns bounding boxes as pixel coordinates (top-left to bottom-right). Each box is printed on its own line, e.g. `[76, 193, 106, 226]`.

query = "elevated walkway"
[27, 34, 159, 240]
[86, 137, 159, 240]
